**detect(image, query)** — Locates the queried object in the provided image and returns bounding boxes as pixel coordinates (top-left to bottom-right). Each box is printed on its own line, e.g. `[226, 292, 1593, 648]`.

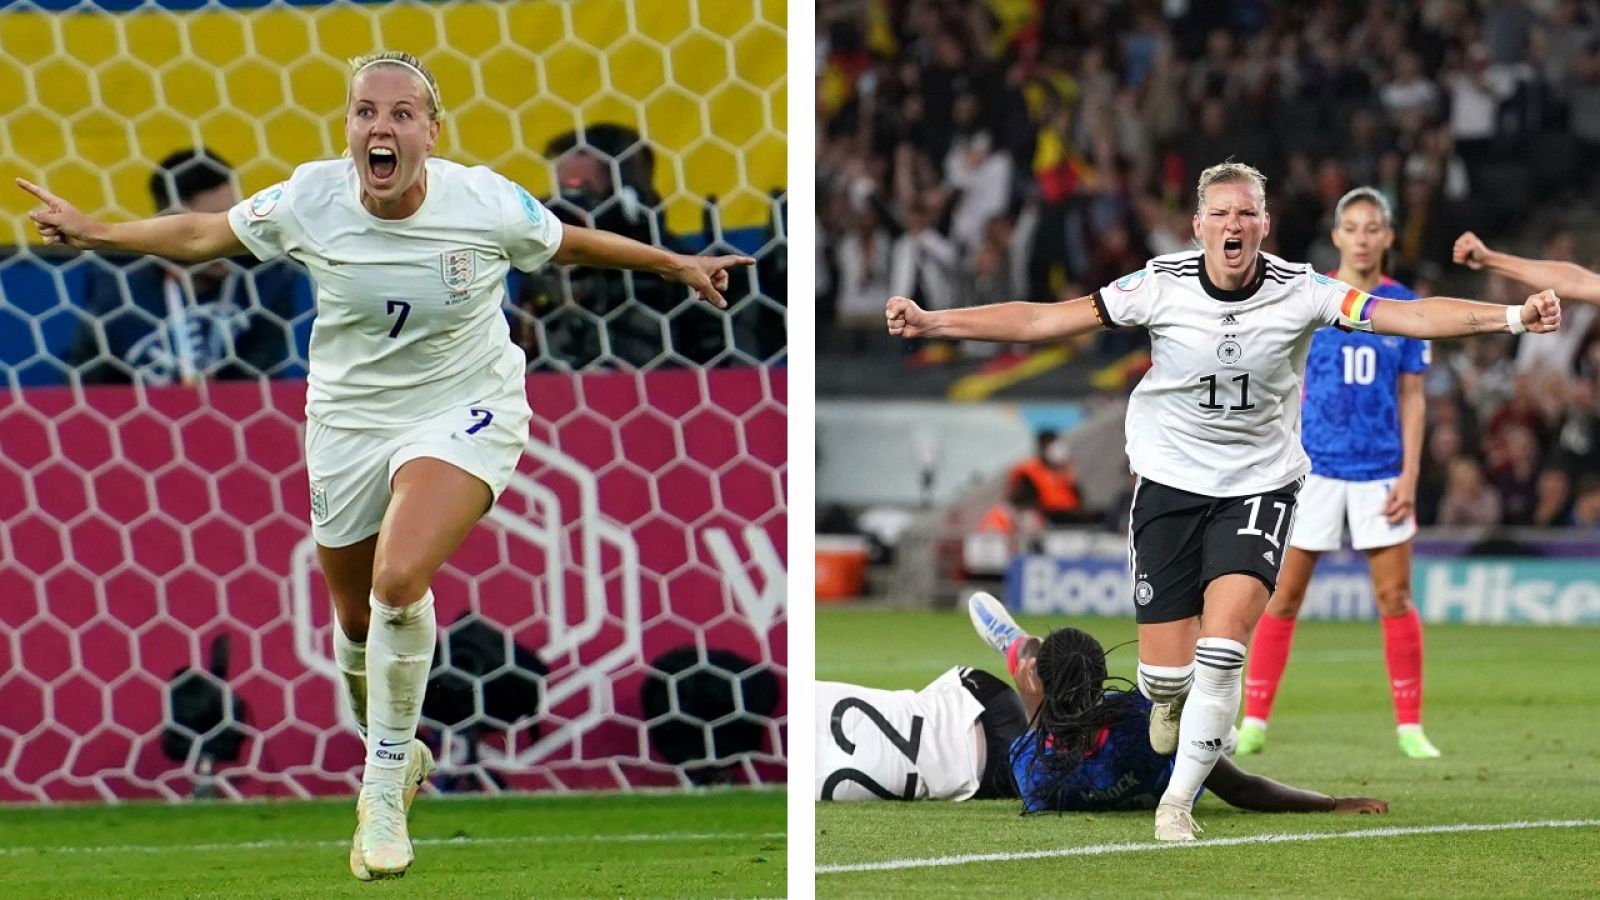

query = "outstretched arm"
[1204, 756, 1388, 814]
[552, 224, 754, 309]
[886, 295, 1102, 342]
[1454, 231, 1600, 304]
[17, 178, 245, 263]
[1368, 290, 1560, 339]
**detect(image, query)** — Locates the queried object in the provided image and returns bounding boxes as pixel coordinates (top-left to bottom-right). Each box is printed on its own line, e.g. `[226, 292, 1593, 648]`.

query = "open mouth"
[1223, 238, 1243, 263]
[368, 147, 397, 182]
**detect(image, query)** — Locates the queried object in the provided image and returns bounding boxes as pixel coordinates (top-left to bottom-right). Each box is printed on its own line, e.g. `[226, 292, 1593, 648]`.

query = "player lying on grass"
[817, 592, 1388, 820]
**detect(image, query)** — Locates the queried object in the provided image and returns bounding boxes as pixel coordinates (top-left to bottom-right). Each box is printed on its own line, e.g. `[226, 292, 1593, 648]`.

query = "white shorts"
[305, 398, 531, 548]
[1287, 472, 1416, 552]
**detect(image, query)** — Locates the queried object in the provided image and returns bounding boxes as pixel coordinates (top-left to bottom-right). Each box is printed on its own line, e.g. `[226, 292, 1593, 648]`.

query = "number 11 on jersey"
[1199, 373, 1255, 411]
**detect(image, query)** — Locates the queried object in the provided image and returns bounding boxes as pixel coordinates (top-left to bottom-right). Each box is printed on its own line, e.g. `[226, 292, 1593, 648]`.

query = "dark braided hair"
[1013, 627, 1142, 804]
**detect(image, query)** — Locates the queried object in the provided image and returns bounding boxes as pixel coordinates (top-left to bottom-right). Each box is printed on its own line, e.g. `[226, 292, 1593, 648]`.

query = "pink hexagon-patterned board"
[0, 370, 786, 801]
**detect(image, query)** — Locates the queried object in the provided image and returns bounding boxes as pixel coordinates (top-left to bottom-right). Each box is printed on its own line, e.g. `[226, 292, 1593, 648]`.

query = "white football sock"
[332, 624, 368, 739]
[363, 589, 436, 787]
[1159, 637, 1246, 809]
[1137, 661, 1194, 704]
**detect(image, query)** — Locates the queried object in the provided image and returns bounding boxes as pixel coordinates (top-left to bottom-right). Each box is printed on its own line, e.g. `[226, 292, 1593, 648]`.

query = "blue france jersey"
[1011, 694, 1181, 812]
[1301, 277, 1430, 482]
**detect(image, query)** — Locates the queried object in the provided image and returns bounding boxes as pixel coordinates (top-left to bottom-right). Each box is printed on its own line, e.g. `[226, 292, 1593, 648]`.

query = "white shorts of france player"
[304, 399, 532, 548]
[1288, 472, 1417, 553]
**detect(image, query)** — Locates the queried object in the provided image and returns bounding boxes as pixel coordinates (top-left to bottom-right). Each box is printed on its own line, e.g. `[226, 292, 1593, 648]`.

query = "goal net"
[0, 0, 787, 801]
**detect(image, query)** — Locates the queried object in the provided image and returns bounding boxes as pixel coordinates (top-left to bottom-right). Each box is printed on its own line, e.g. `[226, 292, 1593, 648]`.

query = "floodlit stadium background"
[815, 0, 1600, 622]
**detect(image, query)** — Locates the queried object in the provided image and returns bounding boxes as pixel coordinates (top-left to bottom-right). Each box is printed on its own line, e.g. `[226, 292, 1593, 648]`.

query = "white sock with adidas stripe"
[1159, 636, 1246, 809]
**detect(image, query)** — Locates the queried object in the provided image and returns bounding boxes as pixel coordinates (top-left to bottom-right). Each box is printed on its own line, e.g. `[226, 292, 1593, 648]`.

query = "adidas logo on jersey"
[1263, 550, 1275, 565]
[1221, 313, 1238, 325]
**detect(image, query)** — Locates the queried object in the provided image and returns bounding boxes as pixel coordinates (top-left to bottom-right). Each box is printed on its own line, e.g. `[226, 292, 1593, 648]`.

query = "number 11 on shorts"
[1237, 495, 1288, 548]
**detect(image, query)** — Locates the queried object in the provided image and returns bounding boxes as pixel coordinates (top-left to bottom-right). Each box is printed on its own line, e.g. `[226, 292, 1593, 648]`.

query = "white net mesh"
[0, 0, 787, 801]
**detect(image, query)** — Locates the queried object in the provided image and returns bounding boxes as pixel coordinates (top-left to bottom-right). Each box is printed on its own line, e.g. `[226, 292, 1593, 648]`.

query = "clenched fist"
[1521, 289, 1561, 333]
[1453, 231, 1488, 270]
[885, 295, 933, 338]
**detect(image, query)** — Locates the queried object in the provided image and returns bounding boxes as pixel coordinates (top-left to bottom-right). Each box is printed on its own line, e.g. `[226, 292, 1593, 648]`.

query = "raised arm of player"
[885, 295, 1101, 342]
[553, 224, 754, 310]
[16, 178, 245, 263]
[1454, 231, 1600, 304]
[1368, 290, 1560, 338]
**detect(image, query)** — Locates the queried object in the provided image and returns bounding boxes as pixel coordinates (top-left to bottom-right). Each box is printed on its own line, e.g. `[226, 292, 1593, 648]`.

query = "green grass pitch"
[0, 788, 784, 898]
[817, 607, 1600, 898]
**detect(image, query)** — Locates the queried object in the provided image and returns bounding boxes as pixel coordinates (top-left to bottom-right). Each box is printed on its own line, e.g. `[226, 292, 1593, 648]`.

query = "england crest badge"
[441, 249, 475, 291]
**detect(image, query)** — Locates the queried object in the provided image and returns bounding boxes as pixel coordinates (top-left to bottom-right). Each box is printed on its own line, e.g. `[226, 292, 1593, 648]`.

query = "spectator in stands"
[67, 148, 301, 385]
[1380, 51, 1442, 123]
[890, 196, 960, 319]
[1490, 422, 1544, 524]
[1006, 430, 1087, 526]
[944, 111, 1012, 255]
[1532, 468, 1574, 526]
[1437, 457, 1503, 526]
[517, 125, 691, 368]
[834, 203, 894, 330]
[1445, 43, 1517, 174]
[1570, 475, 1600, 528]
[1550, 378, 1600, 475]
[973, 480, 1047, 558]
[1416, 420, 1464, 526]
[1531, 1, 1595, 104]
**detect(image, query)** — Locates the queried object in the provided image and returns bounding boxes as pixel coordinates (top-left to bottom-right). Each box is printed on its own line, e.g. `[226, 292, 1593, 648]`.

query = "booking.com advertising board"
[1005, 554, 1600, 626]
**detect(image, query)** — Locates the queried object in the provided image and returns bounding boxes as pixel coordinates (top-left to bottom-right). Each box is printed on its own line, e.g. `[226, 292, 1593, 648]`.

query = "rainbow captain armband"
[1338, 288, 1377, 332]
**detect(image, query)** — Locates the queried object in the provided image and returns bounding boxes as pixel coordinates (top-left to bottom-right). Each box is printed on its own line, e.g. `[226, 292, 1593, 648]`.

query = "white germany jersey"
[227, 158, 563, 429]
[1093, 250, 1374, 497]
[815, 667, 986, 802]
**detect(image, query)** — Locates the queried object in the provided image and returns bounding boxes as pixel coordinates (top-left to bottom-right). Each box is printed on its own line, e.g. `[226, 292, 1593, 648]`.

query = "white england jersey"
[815, 667, 986, 802]
[1093, 250, 1374, 497]
[227, 158, 563, 429]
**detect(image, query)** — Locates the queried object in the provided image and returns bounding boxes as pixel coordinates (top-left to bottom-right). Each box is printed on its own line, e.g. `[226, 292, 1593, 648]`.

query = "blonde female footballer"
[19, 51, 752, 880]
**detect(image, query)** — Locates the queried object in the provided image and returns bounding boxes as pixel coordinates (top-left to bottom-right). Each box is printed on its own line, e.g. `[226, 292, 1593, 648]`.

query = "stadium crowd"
[816, 0, 1600, 528]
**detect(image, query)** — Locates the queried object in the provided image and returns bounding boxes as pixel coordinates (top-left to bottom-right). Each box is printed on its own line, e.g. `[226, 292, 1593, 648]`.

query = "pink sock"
[1382, 608, 1424, 726]
[1243, 613, 1297, 722]
[1006, 637, 1025, 678]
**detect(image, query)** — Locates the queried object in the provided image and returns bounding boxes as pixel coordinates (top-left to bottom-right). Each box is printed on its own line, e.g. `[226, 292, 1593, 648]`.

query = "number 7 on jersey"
[385, 300, 411, 338]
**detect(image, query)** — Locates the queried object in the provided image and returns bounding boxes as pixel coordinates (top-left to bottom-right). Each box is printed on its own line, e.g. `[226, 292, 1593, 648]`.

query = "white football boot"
[350, 738, 434, 880]
[967, 591, 1027, 656]
[1154, 801, 1202, 842]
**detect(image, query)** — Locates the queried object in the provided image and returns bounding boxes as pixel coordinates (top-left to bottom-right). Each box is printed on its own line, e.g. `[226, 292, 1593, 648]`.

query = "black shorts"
[1127, 476, 1303, 624]
[960, 668, 1027, 800]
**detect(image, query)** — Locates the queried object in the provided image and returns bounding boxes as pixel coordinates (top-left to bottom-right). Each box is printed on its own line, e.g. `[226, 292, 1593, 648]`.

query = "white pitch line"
[816, 819, 1600, 874]
[0, 830, 787, 857]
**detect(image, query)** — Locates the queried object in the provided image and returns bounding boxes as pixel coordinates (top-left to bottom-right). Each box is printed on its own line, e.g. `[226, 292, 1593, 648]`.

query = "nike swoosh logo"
[1393, 678, 1418, 687]
[377, 739, 408, 748]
